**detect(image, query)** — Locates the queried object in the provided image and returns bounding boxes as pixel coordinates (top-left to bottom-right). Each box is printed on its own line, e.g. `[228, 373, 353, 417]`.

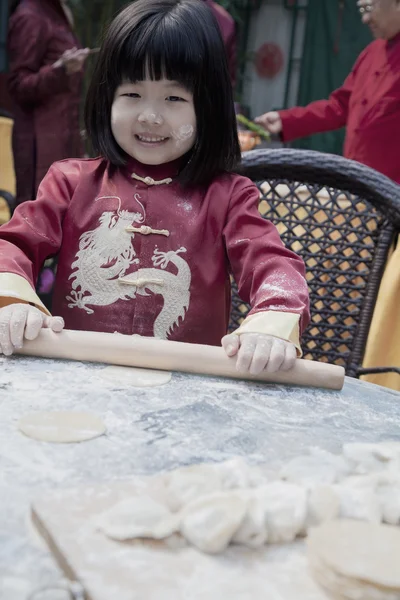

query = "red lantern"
[255, 43, 284, 79]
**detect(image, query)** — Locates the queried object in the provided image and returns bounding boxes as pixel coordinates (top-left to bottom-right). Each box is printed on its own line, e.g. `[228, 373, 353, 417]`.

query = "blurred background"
[0, 0, 372, 156]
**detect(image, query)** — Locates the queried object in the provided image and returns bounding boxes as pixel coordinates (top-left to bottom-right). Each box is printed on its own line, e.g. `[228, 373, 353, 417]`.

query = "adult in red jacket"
[255, 0, 400, 183]
[7, 0, 89, 205]
[203, 0, 237, 87]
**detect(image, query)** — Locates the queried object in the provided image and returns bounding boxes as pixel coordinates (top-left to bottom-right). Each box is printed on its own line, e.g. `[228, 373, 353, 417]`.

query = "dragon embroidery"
[67, 196, 191, 339]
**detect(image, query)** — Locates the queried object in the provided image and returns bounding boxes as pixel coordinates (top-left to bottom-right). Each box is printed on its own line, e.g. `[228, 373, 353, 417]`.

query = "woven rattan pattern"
[231, 149, 400, 377]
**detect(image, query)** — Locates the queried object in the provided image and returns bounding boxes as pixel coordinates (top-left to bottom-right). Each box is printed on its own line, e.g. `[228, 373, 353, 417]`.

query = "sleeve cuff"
[232, 311, 303, 356]
[0, 273, 50, 315]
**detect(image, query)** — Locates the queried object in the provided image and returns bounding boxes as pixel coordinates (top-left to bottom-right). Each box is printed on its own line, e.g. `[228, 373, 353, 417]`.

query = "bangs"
[86, 0, 241, 185]
[111, 12, 201, 92]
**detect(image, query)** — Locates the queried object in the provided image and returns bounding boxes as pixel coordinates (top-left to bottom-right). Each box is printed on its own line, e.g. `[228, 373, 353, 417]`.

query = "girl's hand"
[221, 332, 297, 375]
[0, 304, 64, 356]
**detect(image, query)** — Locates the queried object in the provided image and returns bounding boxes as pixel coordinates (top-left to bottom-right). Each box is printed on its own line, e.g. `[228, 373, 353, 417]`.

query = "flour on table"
[308, 519, 400, 600]
[18, 411, 106, 443]
[98, 366, 172, 387]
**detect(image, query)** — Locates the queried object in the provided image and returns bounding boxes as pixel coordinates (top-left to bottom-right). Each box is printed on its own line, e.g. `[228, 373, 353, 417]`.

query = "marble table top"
[1, 354, 400, 599]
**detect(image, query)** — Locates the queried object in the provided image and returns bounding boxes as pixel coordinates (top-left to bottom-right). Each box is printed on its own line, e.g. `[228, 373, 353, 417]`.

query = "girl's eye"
[167, 96, 186, 102]
[122, 93, 140, 98]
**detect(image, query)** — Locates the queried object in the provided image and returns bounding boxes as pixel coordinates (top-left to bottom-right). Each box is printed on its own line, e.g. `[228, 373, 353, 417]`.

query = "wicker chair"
[231, 148, 400, 378]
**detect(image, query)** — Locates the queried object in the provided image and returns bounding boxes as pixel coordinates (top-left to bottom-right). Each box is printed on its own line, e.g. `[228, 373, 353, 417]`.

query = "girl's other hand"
[221, 332, 297, 375]
[0, 304, 64, 356]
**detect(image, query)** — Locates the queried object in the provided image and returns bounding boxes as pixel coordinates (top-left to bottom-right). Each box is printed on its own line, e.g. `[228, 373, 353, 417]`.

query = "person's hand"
[222, 332, 297, 375]
[254, 111, 283, 136]
[53, 47, 89, 75]
[238, 130, 261, 152]
[0, 304, 64, 356]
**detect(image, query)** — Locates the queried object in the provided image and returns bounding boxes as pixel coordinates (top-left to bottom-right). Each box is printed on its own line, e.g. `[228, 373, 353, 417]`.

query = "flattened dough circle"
[308, 519, 400, 589]
[18, 411, 106, 443]
[98, 366, 172, 387]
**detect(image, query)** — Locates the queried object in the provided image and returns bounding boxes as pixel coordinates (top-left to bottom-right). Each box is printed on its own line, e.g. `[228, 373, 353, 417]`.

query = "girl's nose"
[138, 111, 163, 125]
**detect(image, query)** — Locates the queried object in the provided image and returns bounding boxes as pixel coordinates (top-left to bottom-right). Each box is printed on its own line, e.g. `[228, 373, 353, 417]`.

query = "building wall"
[242, 0, 307, 119]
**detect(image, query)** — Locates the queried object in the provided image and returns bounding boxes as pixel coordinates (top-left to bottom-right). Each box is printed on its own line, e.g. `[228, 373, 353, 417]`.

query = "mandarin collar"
[124, 157, 183, 183]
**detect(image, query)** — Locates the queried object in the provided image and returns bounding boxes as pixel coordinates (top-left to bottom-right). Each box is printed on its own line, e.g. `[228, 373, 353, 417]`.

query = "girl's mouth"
[135, 134, 169, 145]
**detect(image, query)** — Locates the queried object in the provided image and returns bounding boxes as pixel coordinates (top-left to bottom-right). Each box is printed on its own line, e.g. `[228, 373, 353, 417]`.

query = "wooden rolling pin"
[15, 329, 345, 390]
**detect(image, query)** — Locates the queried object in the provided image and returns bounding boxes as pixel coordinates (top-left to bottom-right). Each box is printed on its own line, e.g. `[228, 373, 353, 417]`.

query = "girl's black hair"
[85, 0, 241, 186]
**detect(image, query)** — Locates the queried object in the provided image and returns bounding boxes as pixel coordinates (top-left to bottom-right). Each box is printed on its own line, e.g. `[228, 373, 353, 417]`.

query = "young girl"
[0, 0, 309, 376]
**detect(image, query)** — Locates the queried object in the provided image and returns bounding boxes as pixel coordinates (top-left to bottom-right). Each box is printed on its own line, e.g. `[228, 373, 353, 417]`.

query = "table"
[1, 354, 400, 599]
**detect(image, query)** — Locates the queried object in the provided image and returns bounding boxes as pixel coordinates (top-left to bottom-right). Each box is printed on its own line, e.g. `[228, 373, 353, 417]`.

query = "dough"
[334, 482, 382, 523]
[163, 463, 224, 511]
[232, 492, 268, 548]
[256, 481, 308, 543]
[343, 442, 400, 475]
[217, 457, 268, 489]
[375, 475, 400, 525]
[97, 496, 179, 541]
[280, 448, 350, 487]
[308, 519, 400, 599]
[303, 485, 340, 532]
[18, 411, 106, 443]
[180, 491, 248, 554]
[98, 366, 172, 387]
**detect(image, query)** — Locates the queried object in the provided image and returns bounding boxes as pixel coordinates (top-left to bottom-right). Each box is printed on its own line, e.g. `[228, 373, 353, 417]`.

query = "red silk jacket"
[280, 34, 400, 183]
[0, 158, 310, 347]
[7, 0, 84, 204]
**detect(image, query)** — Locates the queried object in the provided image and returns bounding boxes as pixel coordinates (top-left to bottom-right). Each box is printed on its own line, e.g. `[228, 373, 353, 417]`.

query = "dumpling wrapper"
[308, 519, 400, 590]
[98, 366, 172, 387]
[18, 411, 106, 443]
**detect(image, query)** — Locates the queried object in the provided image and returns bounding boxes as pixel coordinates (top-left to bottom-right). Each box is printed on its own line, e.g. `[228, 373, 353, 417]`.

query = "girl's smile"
[135, 134, 169, 145]
[111, 78, 197, 165]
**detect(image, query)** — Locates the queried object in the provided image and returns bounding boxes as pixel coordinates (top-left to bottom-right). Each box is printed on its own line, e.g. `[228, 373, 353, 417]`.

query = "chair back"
[232, 149, 400, 376]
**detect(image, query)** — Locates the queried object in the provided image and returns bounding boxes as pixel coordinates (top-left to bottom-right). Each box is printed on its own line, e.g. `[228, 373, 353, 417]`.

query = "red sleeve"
[279, 47, 369, 143]
[0, 164, 72, 287]
[7, 11, 70, 106]
[223, 182, 310, 334]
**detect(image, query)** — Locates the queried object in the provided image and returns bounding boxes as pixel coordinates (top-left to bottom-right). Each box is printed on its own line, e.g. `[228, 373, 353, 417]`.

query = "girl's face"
[111, 78, 197, 166]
